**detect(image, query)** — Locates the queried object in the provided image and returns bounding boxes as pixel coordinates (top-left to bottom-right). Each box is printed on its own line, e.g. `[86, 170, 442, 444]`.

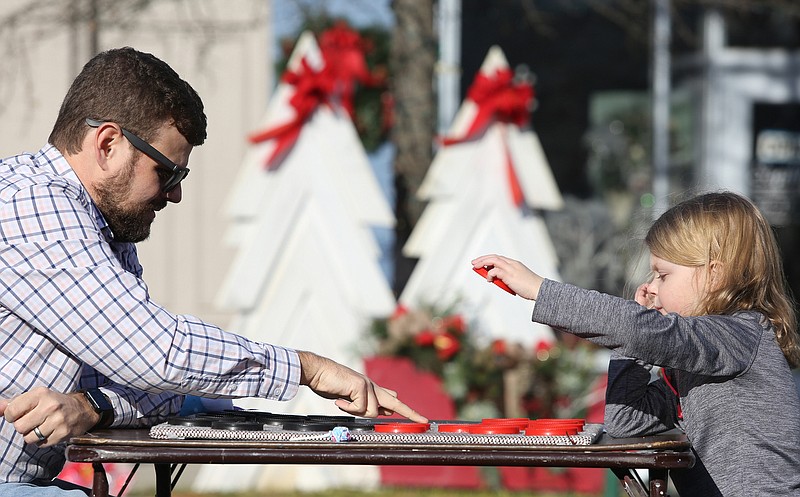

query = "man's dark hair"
[49, 47, 207, 154]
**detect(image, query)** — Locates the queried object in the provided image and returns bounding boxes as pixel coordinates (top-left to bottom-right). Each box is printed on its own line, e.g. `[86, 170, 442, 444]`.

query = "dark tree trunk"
[389, 0, 436, 296]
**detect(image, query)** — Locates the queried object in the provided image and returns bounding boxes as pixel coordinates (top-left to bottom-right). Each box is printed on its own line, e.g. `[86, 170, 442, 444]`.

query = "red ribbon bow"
[442, 68, 533, 146]
[319, 21, 384, 118]
[248, 57, 336, 169]
[249, 23, 383, 170]
[441, 68, 534, 207]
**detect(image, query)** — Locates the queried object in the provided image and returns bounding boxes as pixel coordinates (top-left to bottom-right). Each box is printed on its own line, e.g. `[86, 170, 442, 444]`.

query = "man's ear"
[91, 123, 124, 172]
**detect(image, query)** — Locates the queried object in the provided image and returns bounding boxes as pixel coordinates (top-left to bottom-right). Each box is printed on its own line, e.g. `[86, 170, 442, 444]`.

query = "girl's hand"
[471, 254, 543, 301]
[635, 283, 654, 309]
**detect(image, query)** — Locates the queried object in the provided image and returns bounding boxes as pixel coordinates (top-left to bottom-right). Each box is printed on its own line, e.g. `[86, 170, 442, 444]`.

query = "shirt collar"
[38, 143, 112, 237]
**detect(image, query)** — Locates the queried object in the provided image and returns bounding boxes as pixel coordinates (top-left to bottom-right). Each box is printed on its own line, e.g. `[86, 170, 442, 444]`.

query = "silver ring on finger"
[33, 426, 47, 443]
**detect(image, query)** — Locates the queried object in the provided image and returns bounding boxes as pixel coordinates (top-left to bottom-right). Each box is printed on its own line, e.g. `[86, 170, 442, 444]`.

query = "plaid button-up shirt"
[0, 144, 301, 483]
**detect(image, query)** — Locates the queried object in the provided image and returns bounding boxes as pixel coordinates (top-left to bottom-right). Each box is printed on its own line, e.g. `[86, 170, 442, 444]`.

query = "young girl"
[472, 191, 800, 497]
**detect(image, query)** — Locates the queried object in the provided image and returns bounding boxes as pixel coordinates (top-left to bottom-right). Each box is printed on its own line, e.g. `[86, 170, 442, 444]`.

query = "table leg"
[649, 469, 669, 497]
[91, 462, 109, 497]
[154, 463, 172, 497]
[611, 468, 648, 497]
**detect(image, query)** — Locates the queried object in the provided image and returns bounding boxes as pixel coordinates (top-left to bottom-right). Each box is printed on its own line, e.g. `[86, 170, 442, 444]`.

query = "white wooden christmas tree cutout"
[199, 30, 392, 493]
[399, 45, 563, 348]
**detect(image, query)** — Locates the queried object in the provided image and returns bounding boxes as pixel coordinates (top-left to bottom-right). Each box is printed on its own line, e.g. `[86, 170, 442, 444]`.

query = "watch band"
[81, 388, 114, 430]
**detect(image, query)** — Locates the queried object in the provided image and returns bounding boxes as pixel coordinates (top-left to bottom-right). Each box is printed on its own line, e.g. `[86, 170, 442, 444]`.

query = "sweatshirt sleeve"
[531, 279, 761, 377]
[603, 352, 679, 437]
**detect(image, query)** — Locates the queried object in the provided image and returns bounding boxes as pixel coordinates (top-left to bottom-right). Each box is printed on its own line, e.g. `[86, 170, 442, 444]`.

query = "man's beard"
[94, 157, 166, 243]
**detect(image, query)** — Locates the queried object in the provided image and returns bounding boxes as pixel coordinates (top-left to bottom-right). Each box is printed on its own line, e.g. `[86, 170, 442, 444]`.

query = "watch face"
[85, 389, 112, 412]
[84, 388, 114, 430]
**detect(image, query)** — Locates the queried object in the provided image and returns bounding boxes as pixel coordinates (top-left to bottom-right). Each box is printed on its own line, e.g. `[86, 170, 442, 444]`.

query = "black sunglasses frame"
[85, 118, 189, 193]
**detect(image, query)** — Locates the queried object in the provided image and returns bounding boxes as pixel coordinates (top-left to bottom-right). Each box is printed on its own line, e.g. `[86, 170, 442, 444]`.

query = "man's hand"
[0, 386, 100, 447]
[297, 351, 428, 423]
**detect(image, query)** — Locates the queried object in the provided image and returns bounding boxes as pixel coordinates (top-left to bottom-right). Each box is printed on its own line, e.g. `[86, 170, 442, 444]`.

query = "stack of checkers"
[149, 411, 603, 446]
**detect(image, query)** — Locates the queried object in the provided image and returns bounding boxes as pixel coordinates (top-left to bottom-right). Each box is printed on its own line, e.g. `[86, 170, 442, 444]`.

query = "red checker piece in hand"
[473, 266, 516, 295]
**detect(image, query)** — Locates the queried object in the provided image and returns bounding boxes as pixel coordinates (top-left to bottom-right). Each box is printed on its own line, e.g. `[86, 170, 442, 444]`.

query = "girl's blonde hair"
[646, 191, 800, 367]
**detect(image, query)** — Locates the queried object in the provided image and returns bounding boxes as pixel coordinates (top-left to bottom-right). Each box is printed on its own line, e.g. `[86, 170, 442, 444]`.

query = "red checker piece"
[534, 418, 585, 424]
[525, 425, 580, 436]
[374, 422, 430, 434]
[469, 424, 521, 435]
[529, 418, 585, 428]
[473, 266, 516, 295]
[526, 418, 585, 436]
[481, 418, 530, 430]
[437, 424, 473, 433]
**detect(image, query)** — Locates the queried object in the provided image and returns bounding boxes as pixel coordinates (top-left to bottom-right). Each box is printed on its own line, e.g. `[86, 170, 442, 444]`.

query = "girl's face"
[644, 255, 708, 316]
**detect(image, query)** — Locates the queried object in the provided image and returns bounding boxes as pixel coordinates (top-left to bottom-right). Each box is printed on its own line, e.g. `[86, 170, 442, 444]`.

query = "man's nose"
[166, 184, 182, 203]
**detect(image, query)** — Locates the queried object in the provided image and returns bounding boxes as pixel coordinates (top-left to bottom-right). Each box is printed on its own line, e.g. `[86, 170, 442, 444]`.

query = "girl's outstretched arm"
[471, 254, 544, 301]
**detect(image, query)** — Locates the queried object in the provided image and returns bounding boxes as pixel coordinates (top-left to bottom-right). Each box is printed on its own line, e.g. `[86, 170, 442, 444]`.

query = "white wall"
[0, 0, 273, 328]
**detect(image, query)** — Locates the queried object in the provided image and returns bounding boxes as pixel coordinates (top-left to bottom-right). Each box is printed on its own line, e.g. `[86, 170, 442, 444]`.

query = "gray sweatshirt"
[532, 279, 800, 497]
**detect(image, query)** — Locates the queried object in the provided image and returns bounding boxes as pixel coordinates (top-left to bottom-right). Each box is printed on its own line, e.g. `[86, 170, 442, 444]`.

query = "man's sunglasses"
[85, 118, 189, 193]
